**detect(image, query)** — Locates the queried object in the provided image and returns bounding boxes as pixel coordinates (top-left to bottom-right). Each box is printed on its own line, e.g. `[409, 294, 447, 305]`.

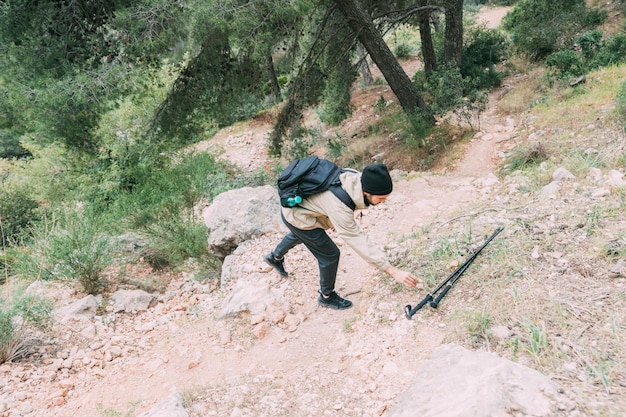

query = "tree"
[443, 0, 464, 66]
[0, 0, 192, 152]
[416, 0, 437, 76]
[333, 0, 434, 124]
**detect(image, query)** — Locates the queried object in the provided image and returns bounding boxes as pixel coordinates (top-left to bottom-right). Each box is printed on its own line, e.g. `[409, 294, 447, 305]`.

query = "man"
[264, 163, 419, 310]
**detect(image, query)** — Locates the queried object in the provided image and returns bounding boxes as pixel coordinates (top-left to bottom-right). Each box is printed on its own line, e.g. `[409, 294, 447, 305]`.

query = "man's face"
[364, 192, 390, 206]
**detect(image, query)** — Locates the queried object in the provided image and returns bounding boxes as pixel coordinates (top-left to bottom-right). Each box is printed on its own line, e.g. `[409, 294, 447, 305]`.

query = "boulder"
[202, 185, 283, 259]
[54, 295, 102, 323]
[110, 289, 156, 313]
[390, 343, 575, 417]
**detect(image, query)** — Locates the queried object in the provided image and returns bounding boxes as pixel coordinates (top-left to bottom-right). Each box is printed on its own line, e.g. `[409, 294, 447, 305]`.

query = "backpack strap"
[329, 185, 356, 211]
[328, 168, 356, 211]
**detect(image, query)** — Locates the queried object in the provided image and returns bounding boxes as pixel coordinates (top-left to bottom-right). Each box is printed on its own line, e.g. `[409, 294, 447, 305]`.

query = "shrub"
[0, 130, 31, 159]
[577, 29, 603, 61]
[393, 42, 415, 60]
[545, 50, 585, 78]
[461, 26, 510, 89]
[27, 209, 113, 295]
[415, 65, 487, 129]
[499, 142, 549, 176]
[502, 0, 604, 60]
[0, 293, 52, 364]
[135, 201, 214, 267]
[589, 33, 626, 69]
[0, 189, 41, 247]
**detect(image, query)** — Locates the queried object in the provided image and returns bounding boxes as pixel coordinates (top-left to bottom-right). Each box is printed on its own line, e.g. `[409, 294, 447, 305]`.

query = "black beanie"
[361, 164, 393, 195]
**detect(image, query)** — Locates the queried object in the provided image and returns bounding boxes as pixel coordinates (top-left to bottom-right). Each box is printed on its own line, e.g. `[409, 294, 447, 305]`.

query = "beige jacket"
[281, 170, 392, 271]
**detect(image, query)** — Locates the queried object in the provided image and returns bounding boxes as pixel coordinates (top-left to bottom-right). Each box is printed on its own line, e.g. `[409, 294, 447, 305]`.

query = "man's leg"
[273, 232, 301, 258]
[284, 226, 340, 295]
[265, 232, 301, 277]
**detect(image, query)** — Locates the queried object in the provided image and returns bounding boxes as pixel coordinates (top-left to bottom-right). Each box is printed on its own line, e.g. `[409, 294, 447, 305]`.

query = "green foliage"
[577, 30, 604, 61]
[326, 132, 347, 160]
[155, 25, 266, 142]
[108, 151, 263, 267]
[0, 292, 52, 364]
[589, 33, 626, 69]
[393, 43, 415, 60]
[543, 29, 626, 80]
[135, 202, 214, 267]
[27, 209, 113, 295]
[281, 127, 320, 161]
[414, 65, 488, 129]
[502, 0, 605, 60]
[415, 65, 464, 118]
[463, 309, 492, 347]
[2, 141, 77, 205]
[0, 131, 30, 159]
[461, 26, 510, 89]
[0, 189, 41, 247]
[387, 23, 419, 60]
[498, 142, 549, 176]
[318, 54, 355, 126]
[546, 50, 585, 78]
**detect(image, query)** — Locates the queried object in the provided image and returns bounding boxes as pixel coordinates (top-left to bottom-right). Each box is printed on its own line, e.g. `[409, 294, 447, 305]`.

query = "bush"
[0, 189, 41, 247]
[0, 293, 52, 364]
[134, 201, 214, 267]
[27, 209, 113, 295]
[589, 33, 626, 69]
[545, 50, 585, 78]
[0, 130, 31, 159]
[109, 151, 252, 269]
[577, 29, 603, 61]
[393, 42, 415, 60]
[415, 65, 487, 129]
[502, 0, 604, 59]
[461, 26, 510, 89]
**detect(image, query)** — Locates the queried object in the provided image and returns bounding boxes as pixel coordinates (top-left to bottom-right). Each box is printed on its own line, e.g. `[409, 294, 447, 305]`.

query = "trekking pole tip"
[404, 304, 413, 320]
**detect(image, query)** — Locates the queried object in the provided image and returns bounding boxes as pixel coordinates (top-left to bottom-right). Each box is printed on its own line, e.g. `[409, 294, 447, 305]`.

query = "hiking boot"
[264, 253, 289, 277]
[317, 291, 353, 310]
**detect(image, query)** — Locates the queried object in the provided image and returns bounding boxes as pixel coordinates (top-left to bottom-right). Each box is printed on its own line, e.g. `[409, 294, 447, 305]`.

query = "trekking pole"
[405, 226, 504, 319]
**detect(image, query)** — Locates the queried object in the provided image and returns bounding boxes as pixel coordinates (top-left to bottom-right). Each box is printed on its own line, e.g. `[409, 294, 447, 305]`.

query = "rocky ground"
[1, 6, 625, 417]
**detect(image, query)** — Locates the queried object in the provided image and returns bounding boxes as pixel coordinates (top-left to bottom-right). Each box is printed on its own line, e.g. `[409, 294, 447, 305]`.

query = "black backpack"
[277, 156, 356, 210]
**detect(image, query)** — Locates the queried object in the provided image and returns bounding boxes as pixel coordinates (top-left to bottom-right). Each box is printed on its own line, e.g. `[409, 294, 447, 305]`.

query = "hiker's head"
[361, 164, 392, 205]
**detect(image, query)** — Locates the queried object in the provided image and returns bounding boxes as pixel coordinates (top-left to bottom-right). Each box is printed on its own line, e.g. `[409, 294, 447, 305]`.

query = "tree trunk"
[267, 53, 282, 102]
[356, 42, 373, 85]
[417, 0, 436, 76]
[333, 0, 434, 124]
[444, 0, 463, 67]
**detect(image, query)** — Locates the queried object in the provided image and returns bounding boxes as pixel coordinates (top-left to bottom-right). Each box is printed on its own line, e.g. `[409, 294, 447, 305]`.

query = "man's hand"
[385, 265, 419, 289]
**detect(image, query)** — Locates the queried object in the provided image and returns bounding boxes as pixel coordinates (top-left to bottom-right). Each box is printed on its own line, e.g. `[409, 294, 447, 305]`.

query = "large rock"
[202, 185, 283, 259]
[53, 295, 102, 323]
[110, 289, 156, 313]
[390, 343, 576, 417]
[219, 274, 288, 322]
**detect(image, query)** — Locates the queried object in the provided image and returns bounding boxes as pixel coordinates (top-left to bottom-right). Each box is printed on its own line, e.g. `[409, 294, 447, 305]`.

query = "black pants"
[272, 213, 340, 296]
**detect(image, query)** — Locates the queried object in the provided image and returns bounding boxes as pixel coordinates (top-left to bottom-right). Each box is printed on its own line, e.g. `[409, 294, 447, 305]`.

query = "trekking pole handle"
[429, 284, 452, 308]
[404, 294, 433, 319]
